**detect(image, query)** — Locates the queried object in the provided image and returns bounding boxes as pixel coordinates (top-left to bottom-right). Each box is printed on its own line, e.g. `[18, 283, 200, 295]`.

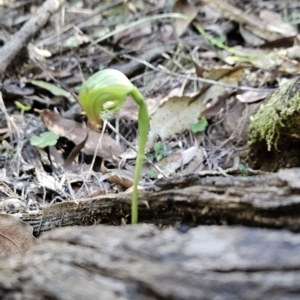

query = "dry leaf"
[260, 10, 297, 37]
[183, 148, 204, 174]
[113, 21, 152, 49]
[197, 66, 245, 117]
[200, 89, 234, 118]
[239, 25, 264, 46]
[199, 65, 246, 93]
[147, 95, 202, 147]
[200, 0, 288, 41]
[147, 66, 245, 147]
[153, 146, 197, 176]
[237, 91, 271, 103]
[36, 109, 124, 160]
[116, 95, 163, 120]
[278, 46, 300, 61]
[101, 161, 134, 189]
[36, 169, 65, 194]
[0, 214, 36, 256]
[172, 0, 198, 36]
[64, 131, 88, 168]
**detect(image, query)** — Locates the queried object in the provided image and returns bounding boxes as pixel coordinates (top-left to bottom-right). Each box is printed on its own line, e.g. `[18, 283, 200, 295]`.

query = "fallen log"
[21, 168, 300, 235]
[1, 224, 300, 299]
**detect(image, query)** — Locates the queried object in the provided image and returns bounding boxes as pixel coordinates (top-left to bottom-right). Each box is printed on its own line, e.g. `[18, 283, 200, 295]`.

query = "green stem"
[130, 88, 149, 224]
[79, 68, 149, 225]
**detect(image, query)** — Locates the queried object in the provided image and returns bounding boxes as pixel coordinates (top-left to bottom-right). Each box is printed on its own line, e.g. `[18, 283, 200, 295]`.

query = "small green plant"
[147, 142, 168, 164]
[79, 69, 149, 224]
[146, 169, 159, 178]
[1, 140, 14, 159]
[153, 142, 165, 162]
[30, 131, 59, 148]
[189, 117, 208, 133]
[14, 101, 31, 116]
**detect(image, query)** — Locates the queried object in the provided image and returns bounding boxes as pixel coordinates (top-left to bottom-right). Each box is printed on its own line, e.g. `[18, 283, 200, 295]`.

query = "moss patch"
[249, 78, 300, 151]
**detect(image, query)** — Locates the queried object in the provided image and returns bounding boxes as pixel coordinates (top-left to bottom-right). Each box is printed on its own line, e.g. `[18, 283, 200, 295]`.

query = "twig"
[122, 54, 277, 93]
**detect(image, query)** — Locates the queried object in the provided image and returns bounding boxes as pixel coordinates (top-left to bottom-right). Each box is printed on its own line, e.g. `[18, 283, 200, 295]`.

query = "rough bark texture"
[21, 168, 300, 235]
[1, 224, 300, 300]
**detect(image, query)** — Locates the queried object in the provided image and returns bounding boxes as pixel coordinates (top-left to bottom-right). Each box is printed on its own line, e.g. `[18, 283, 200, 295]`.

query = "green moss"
[249, 78, 300, 151]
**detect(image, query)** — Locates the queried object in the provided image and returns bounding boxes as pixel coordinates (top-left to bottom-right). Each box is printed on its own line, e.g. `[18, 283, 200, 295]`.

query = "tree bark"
[21, 168, 300, 235]
[1, 224, 300, 300]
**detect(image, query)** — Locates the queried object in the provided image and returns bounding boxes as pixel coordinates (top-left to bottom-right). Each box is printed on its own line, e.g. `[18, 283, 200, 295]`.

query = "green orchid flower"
[79, 68, 149, 224]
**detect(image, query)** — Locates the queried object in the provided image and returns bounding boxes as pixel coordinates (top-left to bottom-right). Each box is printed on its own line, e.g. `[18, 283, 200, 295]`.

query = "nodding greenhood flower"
[79, 69, 136, 126]
[79, 68, 149, 224]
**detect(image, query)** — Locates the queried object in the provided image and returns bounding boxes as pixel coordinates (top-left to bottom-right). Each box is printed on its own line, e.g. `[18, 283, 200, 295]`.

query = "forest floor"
[0, 0, 300, 230]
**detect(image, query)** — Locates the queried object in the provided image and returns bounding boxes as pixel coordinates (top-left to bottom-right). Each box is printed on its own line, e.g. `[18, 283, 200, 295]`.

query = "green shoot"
[15, 101, 31, 116]
[79, 69, 149, 224]
[189, 118, 208, 133]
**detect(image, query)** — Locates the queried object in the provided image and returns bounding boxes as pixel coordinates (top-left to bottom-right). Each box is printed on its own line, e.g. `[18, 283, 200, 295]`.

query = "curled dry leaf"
[101, 161, 134, 189]
[0, 214, 36, 256]
[35, 109, 124, 160]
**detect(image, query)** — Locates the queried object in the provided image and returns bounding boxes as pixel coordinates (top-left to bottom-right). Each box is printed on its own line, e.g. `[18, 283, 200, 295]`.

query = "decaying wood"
[0, 0, 66, 77]
[21, 168, 300, 235]
[1, 224, 300, 299]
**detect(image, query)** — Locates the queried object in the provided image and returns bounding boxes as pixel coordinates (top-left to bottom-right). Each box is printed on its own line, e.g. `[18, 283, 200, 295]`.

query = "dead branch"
[0, 0, 66, 77]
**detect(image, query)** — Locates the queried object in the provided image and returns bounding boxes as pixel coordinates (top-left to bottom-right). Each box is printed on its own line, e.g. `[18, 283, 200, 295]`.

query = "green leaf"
[28, 79, 75, 103]
[153, 142, 165, 162]
[147, 169, 158, 178]
[189, 118, 208, 133]
[30, 131, 59, 148]
[14, 101, 31, 112]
